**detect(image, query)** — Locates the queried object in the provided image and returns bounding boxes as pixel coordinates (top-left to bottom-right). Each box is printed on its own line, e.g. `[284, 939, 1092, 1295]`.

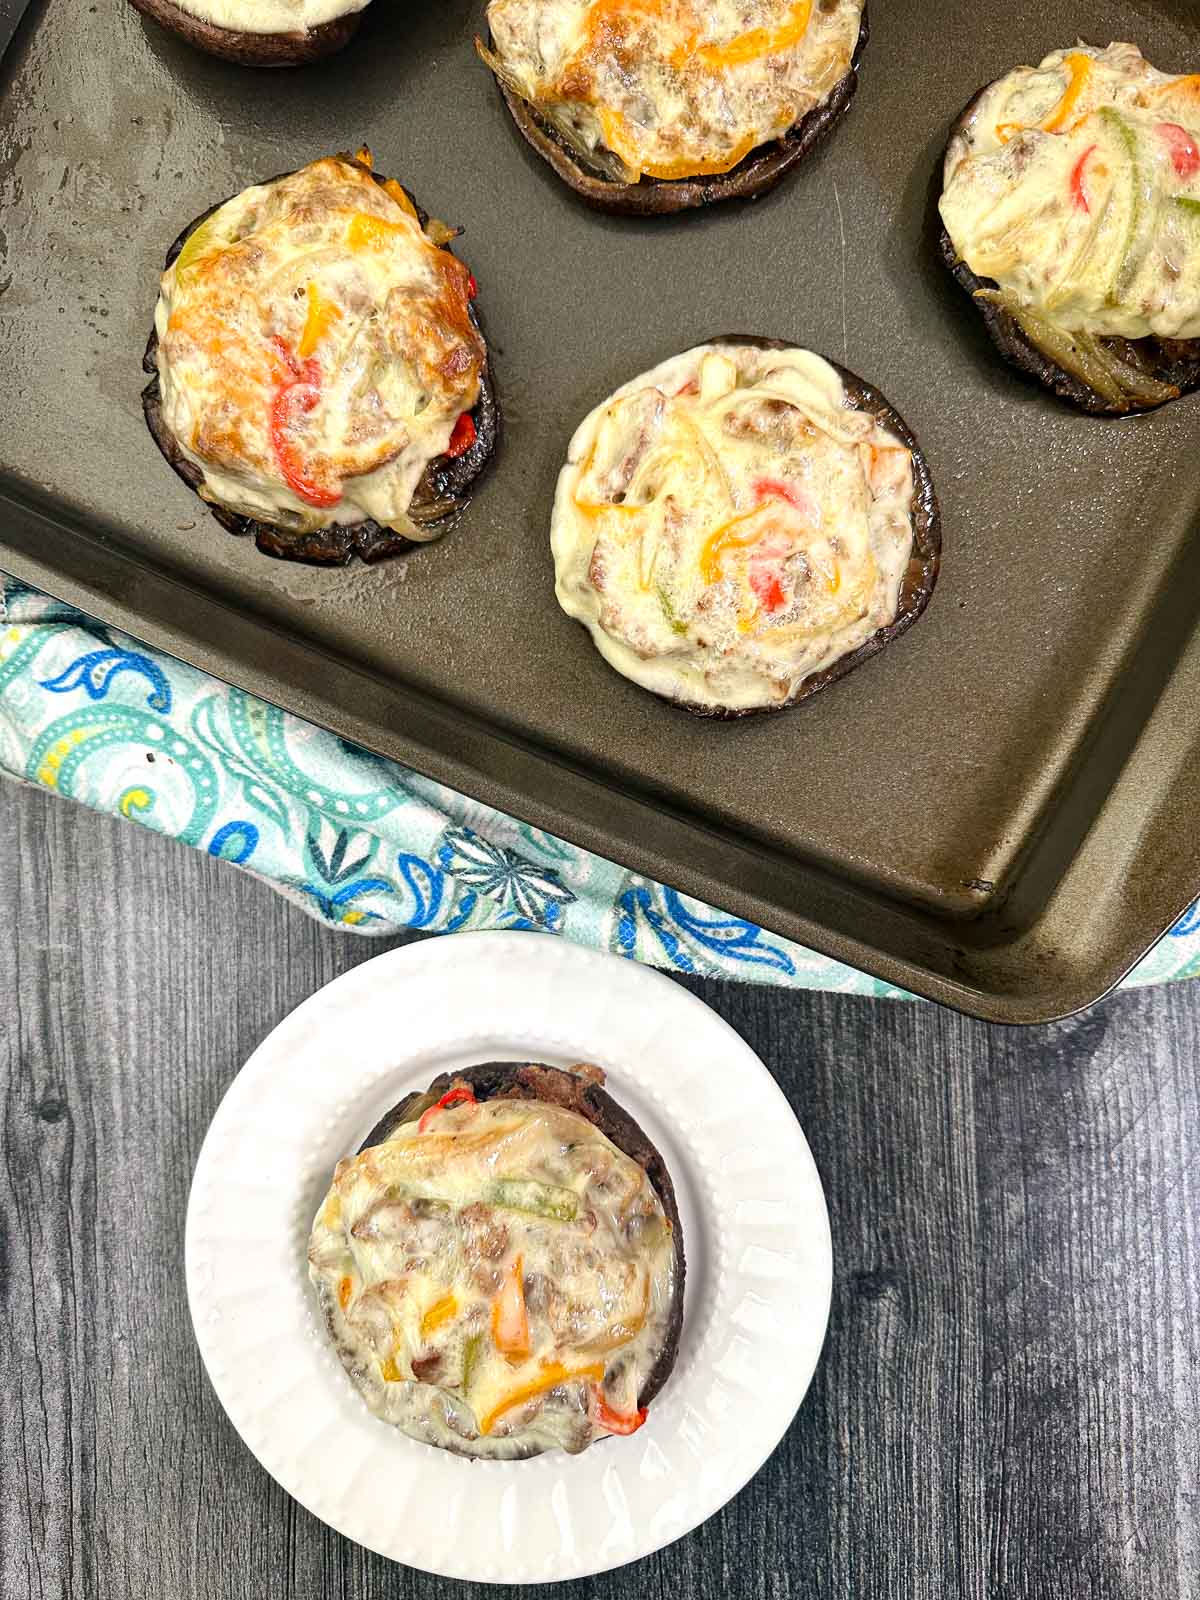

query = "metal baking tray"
[2, 0, 1198, 1022]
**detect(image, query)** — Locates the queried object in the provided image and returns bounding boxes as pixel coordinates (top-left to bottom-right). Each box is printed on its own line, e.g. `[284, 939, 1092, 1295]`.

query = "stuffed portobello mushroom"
[128, 0, 368, 66]
[142, 152, 497, 566]
[478, 0, 868, 215]
[940, 42, 1200, 415]
[308, 1062, 684, 1458]
[551, 339, 939, 716]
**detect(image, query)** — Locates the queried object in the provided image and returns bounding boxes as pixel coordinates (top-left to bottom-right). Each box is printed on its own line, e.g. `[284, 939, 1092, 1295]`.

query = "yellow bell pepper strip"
[355, 145, 374, 168]
[590, 1387, 648, 1435]
[486, 1178, 578, 1222]
[491, 1254, 530, 1359]
[477, 1361, 606, 1436]
[380, 1355, 402, 1382]
[337, 1275, 353, 1310]
[298, 281, 343, 359]
[698, 509, 766, 584]
[417, 1084, 477, 1133]
[173, 213, 226, 280]
[381, 176, 419, 220]
[419, 1293, 459, 1339]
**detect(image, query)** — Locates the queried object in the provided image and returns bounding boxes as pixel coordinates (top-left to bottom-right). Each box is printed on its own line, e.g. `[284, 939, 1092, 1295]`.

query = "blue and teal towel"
[3, 573, 1198, 995]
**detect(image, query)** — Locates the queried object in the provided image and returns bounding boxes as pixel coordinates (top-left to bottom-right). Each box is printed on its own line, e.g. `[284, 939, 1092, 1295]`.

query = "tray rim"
[2, 478, 1192, 1025]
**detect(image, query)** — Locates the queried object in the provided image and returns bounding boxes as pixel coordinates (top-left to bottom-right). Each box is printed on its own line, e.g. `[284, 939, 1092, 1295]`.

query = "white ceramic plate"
[185, 932, 832, 1583]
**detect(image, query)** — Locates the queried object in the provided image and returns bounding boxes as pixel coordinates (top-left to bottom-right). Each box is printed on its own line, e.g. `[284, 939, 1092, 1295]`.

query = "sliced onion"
[474, 36, 633, 183]
[1077, 335, 1180, 406]
[402, 496, 463, 540]
[975, 290, 1178, 407]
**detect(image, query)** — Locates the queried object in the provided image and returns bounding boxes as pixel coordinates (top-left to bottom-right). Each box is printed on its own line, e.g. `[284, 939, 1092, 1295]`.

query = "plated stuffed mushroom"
[551, 339, 939, 715]
[479, 0, 868, 213]
[940, 42, 1200, 414]
[143, 152, 496, 565]
[128, 0, 368, 66]
[308, 1063, 684, 1459]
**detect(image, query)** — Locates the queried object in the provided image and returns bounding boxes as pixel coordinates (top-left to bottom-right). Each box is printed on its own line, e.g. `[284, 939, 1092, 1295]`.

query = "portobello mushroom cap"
[127, 0, 364, 66]
[556, 334, 939, 720]
[939, 90, 1200, 416]
[361, 1061, 685, 1413]
[142, 167, 498, 566]
[487, 6, 869, 216]
[678, 337, 939, 718]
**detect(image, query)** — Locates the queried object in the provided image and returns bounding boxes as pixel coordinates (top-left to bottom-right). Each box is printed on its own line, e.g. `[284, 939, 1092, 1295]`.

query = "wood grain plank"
[2, 782, 1198, 1599]
[976, 994, 1200, 1600]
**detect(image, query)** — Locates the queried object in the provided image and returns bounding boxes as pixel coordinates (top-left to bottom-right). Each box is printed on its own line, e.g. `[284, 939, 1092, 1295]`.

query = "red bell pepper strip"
[418, 1084, 477, 1133]
[753, 476, 808, 513]
[749, 567, 787, 615]
[1156, 122, 1200, 180]
[1070, 143, 1098, 213]
[445, 412, 477, 459]
[268, 338, 342, 509]
[591, 1388, 648, 1436]
[466, 273, 478, 300]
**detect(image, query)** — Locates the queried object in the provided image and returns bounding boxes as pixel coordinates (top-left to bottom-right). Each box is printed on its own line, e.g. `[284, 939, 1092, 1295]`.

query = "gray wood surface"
[2, 782, 1198, 1600]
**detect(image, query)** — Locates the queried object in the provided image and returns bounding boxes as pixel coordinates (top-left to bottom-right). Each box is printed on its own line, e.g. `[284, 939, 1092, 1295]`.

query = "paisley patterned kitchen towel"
[3, 574, 1197, 993]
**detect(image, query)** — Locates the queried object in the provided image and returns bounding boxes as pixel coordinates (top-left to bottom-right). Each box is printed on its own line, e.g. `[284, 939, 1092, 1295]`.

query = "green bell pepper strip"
[486, 1178, 579, 1223]
[1099, 107, 1162, 305]
[657, 587, 688, 636]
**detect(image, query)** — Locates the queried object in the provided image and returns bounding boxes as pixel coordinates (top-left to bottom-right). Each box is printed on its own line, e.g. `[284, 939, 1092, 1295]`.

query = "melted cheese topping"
[308, 1095, 677, 1458]
[940, 43, 1200, 341]
[154, 157, 483, 537]
[166, 0, 366, 34]
[484, 0, 864, 182]
[551, 344, 916, 713]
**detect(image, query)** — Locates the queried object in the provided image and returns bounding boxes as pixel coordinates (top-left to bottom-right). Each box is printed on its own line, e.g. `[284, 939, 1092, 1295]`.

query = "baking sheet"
[1, 0, 1198, 1020]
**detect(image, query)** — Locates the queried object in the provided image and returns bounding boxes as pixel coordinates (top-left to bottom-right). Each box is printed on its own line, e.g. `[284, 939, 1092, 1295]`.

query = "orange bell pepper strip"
[298, 281, 343, 359]
[997, 51, 1092, 143]
[599, 109, 757, 181]
[691, 0, 811, 70]
[477, 1360, 606, 1435]
[491, 1255, 530, 1359]
[1042, 52, 1092, 133]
